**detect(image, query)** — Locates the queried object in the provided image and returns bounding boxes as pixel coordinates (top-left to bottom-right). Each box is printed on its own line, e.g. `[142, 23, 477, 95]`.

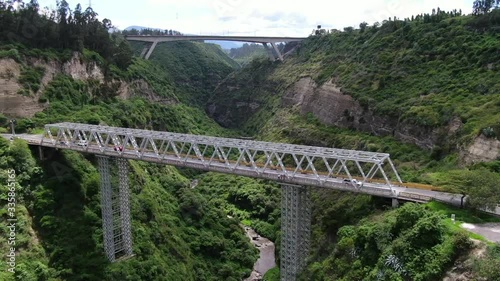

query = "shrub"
[19, 66, 45, 93]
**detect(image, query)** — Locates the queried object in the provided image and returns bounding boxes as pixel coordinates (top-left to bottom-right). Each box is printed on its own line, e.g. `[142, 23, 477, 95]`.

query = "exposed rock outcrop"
[282, 77, 498, 163]
[0, 58, 46, 117]
[117, 79, 177, 105]
[461, 134, 500, 164]
[282, 77, 443, 149]
[0, 53, 174, 118]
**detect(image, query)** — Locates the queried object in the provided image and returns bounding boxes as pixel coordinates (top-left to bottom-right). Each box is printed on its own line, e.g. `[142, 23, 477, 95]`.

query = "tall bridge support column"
[144, 40, 159, 60]
[117, 158, 133, 256]
[281, 184, 311, 281]
[97, 156, 133, 262]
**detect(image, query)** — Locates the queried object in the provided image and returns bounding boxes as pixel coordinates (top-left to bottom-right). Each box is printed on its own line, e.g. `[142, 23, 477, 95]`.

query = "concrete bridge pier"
[280, 184, 311, 281]
[262, 43, 276, 60]
[139, 47, 149, 59]
[392, 198, 400, 208]
[270, 42, 284, 61]
[97, 156, 133, 262]
[144, 41, 159, 60]
[262, 42, 284, 61]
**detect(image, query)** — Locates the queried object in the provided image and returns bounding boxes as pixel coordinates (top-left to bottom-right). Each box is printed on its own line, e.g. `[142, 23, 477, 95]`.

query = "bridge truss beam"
[97, 156, 133, 261]
[42, 122, 402, 198]
[281, 184, 311, 281]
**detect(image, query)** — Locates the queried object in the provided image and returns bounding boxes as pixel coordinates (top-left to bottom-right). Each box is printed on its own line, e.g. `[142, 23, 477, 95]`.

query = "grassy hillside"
[227, 43, 268, 64]
[296, 13, 500, 145]
[0, 43, 257, 281]
[0, 2, 257, 278]
[1, 2, 499, 281]
[0, 137, 257, 281]
[129, 41, 238, 106]
[209, 11, 500, 147]
[205, 10, 500, 281]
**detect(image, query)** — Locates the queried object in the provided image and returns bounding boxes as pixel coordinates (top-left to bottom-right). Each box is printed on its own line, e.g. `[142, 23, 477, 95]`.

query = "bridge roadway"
[125, 35, 307, 60]
[2, 131, 462, 206]
[125, 35, 307, 44]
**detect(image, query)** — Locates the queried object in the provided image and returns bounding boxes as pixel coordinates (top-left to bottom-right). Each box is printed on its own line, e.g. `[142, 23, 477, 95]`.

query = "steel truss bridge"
[3, 123, 463, 281]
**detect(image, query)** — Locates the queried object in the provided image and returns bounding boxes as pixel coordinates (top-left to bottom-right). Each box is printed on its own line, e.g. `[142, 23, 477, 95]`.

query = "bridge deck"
[125, 35, 307, 44]
[2, 123, 463, 206]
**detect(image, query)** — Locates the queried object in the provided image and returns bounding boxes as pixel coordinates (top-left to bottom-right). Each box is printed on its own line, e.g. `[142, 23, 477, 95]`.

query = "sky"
[36, 0, 475, 37]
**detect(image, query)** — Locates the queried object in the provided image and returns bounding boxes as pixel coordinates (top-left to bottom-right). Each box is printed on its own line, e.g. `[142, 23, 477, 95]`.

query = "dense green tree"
[0, 0, 133, 70]
[441, 169, 500, 211]
[473, 0, 500, 14]
[359, 22, 368, 32]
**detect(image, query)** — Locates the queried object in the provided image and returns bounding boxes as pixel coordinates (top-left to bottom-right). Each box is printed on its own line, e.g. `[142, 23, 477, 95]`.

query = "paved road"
[461, 223, 500, 242]
[126, 35, 306, 44]
[2, 133, 42, 144]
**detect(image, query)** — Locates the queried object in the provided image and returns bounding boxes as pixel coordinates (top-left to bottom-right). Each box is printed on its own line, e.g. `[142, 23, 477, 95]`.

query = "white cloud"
[37, 0, 475, 36]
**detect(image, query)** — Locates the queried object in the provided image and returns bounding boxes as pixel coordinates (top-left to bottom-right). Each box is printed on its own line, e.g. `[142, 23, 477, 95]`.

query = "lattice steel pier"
[97, 156, 133, 261]
[281, 184, 311, 281]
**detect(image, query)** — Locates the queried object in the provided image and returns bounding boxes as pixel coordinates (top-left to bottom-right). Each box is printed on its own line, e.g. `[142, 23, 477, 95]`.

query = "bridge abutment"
[97, 156, 133, 262]
[280, 184, 311, 281]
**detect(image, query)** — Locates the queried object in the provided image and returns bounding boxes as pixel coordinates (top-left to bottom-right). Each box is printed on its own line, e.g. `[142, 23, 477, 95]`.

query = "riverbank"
[243, 226, 276, 281]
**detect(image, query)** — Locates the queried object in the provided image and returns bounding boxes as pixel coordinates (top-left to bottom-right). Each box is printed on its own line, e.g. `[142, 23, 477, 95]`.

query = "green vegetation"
[0, 2, 253, 279]
[210, 11, 500, 146]
[129, 41, 238, 106]
[203, 8, 500, 280]
[18, 66, 45, 95]
[0, 1, 133, 70]
[300, 12, 499, 145]
[195, 173, 281, 241]
[227, 43, 268, 64]
[472, 244, 500, 279]
[427, 201, 500, 224]
[1, 1, 499, 280]
[425, 169, 500, 211]
[0, 138, 257, 281]
[301, 201, 482, 281]
[263, 267, 280, 281]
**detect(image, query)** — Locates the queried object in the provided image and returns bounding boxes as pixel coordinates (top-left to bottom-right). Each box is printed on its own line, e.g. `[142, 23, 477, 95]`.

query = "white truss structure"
[42, 123, 403, 197]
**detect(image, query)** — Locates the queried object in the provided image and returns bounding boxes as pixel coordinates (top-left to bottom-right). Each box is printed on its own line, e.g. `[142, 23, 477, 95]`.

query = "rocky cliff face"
[0, 53, 175, 118]
[210, 74, 497, 163]
[282, 77, 450, 150]
[0, 58, 43, 117]
[281, 77, 499, 163]
[461, 135, 500, 165]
